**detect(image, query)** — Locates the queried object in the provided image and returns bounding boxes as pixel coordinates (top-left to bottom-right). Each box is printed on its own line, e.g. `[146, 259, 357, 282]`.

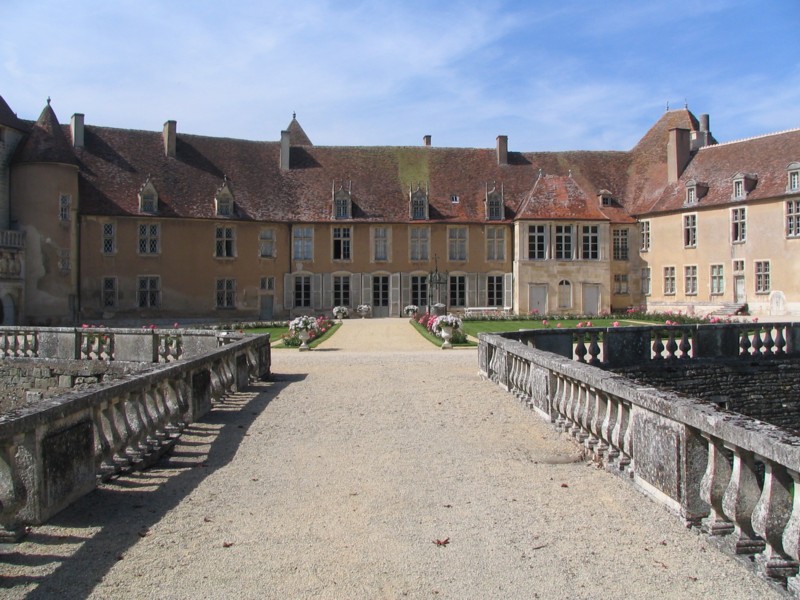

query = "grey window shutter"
[400, 272, 410, 308]
[504, 272, 514, 308]
[478, 274, 487, 306]
[283, 273, 293, 312]
[312, 273, 323, 310]
[390, 272, 401, 316]
[362, 274, 372, 306]
[466, 273, 478, 308]
[323, 273, 333, 309]
[351, 273, 362, 306]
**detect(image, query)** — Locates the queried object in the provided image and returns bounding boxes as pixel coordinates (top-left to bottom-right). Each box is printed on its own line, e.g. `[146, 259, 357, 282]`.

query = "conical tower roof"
[0, 95, 27, 131]
[13, 100, 77, 166]
[286, 113, 312, 146]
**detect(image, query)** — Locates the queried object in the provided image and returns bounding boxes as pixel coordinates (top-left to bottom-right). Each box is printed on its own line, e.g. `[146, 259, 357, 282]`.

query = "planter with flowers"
[432, 314, 463, 349]
[403, 304, 419, 319]
[333, 306, 349, 322]
[357, 304, 372, 319]
[289, 315, 320, 351]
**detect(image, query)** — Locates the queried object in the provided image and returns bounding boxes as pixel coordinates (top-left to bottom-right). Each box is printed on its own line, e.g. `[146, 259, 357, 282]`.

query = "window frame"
[411, 274, 428, 307]
[215, 278, 236, 309]
[448, 226, 467, 262]
[641, 267, 651, 296]
[59, 193, 71, 223]
[449, 274, 466, 307]
[557, 280, 572, 309]
[663, 266, 676, 296]
[138, 222, 161, 255]
[487, 275, 503, 306]
[554, 224, 573, 260]
[486, 226, 505, 261]
[787, 200, 800, 238]
[527, 224, 548, 260]
[333, 275, 351, 307]
[137, 276, 161, 308]
[731, 207, 747, 243]
[102, 222, 116, 255]
[409, 226, 430, 261]
[581, 225, 599, 260]
[102, 276, 117, 309]
[613, 228, 629, 261]
[259, 228, 276, 258]
[684, 265, 698, 296]
[640, 220, 651, 252]
[332, 226, 352, 261]
[215, 225, 236, 258]
[373, 226, 389, 262]
[292, 226, 314, 261]
[710, 264, 724, 295]
[683, 213, 697, 248]
[294, 274, 312, 308]
[755, 260, 771, 294]
[613, 273, 629, 295]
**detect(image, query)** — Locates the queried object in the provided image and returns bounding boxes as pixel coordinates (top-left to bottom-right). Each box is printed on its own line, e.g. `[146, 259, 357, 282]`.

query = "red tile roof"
[0, 95, 28, 132]
[13, 102, 77, 166]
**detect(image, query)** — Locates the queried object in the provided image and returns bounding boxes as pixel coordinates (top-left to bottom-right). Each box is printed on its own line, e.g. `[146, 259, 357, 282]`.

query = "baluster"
[145, 387, 168, 446]
[596, 392, 615, 462]
[553, 375, 568, 431]
[621, 402, 634, 474]
[175, 378, 191, 423]
[122, 392, 147, 463]
[584, 387, 602, 454]
[15, 333, 24, 357]
[508, 356, 520, 398]
[751, 460, 798, 581]
[93, 401, 117, 476]
[678, 329, 692, 359]
[762, 328, 775, 356]
[782, 470, 800, 594]
[564, 379, 581, 437]
[752, 327, 764, 356]
[587, 333, 601, 366]
[652, 330, 665, 360]
[108, 398, 132, 469]
[700, 436, 735, 536]
[739, 328, 752, 356]
[721, 447, 766, 555]
[575, 332, 587, 363]
[775, 327, 787, 355]
[665, 330, 678, 359]
[0, 434, 28, 540]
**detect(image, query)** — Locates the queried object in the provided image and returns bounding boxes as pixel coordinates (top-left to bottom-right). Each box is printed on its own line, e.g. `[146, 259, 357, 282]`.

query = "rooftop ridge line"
[698, 127, 800, 150]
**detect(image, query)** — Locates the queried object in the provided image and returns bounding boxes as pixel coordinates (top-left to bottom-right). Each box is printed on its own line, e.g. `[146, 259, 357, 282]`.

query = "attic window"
[138, 179, 159, 214]
[686, 186, 696, 205]
[732, 173, 757, 200]
[450, 195, 460, 204]
[486, 183, 504, 221]
[216, 197, 233, 217]
[787, 162, 800, 192]
[597, 190, 613, 207]
[733, 179, 744, 199]
[410, 186, 429, 220]
[332, 182, 352, 220]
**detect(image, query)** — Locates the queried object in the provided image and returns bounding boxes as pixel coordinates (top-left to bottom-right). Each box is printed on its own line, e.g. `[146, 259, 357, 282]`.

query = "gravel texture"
[0, 319, 785, 599]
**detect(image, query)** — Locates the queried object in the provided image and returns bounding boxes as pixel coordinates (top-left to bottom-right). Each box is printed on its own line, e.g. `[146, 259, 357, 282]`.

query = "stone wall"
[0, 359, 149, 414]
[615, 358, 800, 432]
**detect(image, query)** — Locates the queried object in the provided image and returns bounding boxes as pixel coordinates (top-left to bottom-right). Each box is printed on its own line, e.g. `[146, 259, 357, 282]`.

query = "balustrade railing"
[480, 325, 800, 592]
[0, 330, 270, 540]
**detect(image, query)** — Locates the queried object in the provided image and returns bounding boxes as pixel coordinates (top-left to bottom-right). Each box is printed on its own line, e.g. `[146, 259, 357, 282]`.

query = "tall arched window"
[558, 280, 572, 309]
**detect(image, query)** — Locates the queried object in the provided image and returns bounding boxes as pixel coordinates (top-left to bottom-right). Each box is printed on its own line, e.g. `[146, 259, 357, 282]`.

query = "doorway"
[528, 284, 548, 315]
[582, 284, 600, 315]
[372, 275, 389, 317]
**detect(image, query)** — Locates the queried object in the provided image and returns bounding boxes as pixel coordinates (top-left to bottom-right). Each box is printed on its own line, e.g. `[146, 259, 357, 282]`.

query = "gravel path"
[0, 320, 783, 599]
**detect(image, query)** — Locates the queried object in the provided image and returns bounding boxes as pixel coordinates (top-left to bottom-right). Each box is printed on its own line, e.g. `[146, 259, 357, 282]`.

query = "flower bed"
[413, 313, 471, 346]
[282, 316, 336, 348]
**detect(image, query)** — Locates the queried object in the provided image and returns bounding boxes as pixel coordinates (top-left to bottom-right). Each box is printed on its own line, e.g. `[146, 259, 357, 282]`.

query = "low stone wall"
[616, 359, 800, 432]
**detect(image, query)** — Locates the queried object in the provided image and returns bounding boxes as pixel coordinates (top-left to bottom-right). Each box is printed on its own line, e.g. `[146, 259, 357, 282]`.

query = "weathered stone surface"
[42, 420, 94, 513]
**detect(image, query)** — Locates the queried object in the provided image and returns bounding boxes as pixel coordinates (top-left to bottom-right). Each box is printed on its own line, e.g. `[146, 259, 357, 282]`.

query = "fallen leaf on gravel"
[116, 554, 125, 560]
[137, 528, 150, 538]
[251, 478, 259, 482]
[433, 538, 450, 546]
[203, 517, 213, 523]
[560, 483, 569, 488]
[223, 541, 234, 548]
[688, 576, 698, 582]
[531, 544, 547, 551]
[443, 504, 452, 508]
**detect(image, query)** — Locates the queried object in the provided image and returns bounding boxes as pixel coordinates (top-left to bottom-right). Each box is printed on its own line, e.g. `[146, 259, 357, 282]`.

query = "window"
[787, 200, 800, 238]
[613, 229, 629, 260]
[334, 196, 350, 219]
[57, 249, 70, 273]
[294, 275, 311, 307]
[641, 268, 651, 296]
[734, 179, 744, 199]
[581, 225, 599, 260]
[138, 223, 160, 255]
[333, 275, 350, 306]
[140, 191, 157, 214]
[216, 279, 236, 308]
[259, 229, 276, 258]
[102, 277, 117, 308]
[216, 197, 233, 217]
[789, 169, 800, 192]
[755, 261, 770, 294]
[487, 275, 503, 306]
[733, 259, 745, 274]
[449, 275, 466, 307]
[373, 227, 388, 261]
[686, 186, 696, 205]
[293, 226, 313, 261]
[731, 207, 746, 243]
[683, 214, 697, 248]
[557, 280, 572, 308]
[137, 276, 161, 308]
[613, 274, 629, 295]
[640, 220, 651, 252]
[410, 227, 429, 261]
[664, 266, 676, 295]
[684, 265, 698, 295]
[411, 275, 428, 307]
[487, 197, 503, 220]
[59, 193, 71, 222]
[554, 225, 573, 260]
[411, 190, 428, 220]
[333, 227, 351, 261]
[450, 194, 460, 204]
[486, 227, 505, 261]
[528, 224, 547, 260]
[260, 277, 275, 291]
[102, 223, 116, 255]
[215, 226, 235, 258]
[710, 264, 724, 295]
[448, 227, 467, 261]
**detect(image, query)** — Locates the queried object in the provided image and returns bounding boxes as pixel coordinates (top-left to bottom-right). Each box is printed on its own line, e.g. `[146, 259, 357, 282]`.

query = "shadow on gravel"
[1, 372, 306, 599]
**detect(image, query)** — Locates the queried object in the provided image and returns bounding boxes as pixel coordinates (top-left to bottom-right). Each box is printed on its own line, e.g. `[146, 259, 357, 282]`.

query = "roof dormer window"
[732, 172, 757, 200]
[215, 177, 235, 217]
[450, 194, 460, 204]
[787, 162, 800, 192]
[138, 178, 159, 214]
[332, 180, 352, 220]
[686, 186, 696, 205]
[485, 182, 504, 221]
[410, 184, 429, 220]
[684, 179, 708, 205]
[597, 189, 613, 207]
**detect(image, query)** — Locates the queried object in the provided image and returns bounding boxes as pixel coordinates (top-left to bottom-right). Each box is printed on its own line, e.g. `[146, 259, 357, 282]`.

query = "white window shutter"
[312, 273, 323, 310]
[322, 273, 333, 309]
[390, 272, 401, 316]
[504, 272, 513, 309]
[478, 274, 487, 306]
[283, 273, 293, 312]
[400, 273, 410, 308]
[466, 273, 478, 308]
[351, 273, 362, 306]
[362, 274, 372, 306]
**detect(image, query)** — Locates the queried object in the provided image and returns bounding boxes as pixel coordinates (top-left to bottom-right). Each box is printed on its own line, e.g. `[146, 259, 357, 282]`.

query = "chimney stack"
[423, 135, 431, 147]
[280, 130, 291, 171]
[71, 113, 84, 148]
[668, 128, 691, 183]
[496, 135, 508, 166]
[691, 113, 713, 151]
[163, 120, 176, 158]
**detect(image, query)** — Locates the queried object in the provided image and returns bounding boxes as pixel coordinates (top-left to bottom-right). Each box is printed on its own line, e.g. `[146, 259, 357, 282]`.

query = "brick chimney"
[163, 120, 176, 158]
[70, 113, 84, 148]
[423, 135, 431, 147]
[667, 128, 691, 183]
[280, 130, 290, 171]
[496, 135, 508, 166]
[691, 113, 713, 151]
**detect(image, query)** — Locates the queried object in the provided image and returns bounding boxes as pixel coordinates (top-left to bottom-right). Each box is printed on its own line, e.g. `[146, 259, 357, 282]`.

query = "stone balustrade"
[0, 329, 270, 541]
[0, 230, 24, 249]
[479, 324, 800, 593]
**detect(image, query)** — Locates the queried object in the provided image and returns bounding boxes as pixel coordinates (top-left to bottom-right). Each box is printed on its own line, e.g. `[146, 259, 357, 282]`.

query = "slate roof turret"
[12, 100, 78, 166]
[0, 95, 28, 132]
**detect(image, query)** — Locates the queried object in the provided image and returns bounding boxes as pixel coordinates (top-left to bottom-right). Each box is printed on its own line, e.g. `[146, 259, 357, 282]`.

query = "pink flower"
[586, 321, 593, 327]
[753, 317, 759, 323]
[612, 321, 620, 327]
[82, 324, 88, 328]
[542, 320, 548, 326]
[665, 320, 673, 325]
[173, 322, 179, 328]
[556, 323, 562, 328]
[576, 322, 583, 328]
[150, 324, 156, 329]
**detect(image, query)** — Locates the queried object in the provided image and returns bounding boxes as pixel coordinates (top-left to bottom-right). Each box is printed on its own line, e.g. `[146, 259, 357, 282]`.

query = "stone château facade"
[0, 93, 797, 324]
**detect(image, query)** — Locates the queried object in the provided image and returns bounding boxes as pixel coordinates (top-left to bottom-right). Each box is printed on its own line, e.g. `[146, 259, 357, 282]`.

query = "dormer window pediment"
[410, 183, 429, 220]
[597, 189, 614, 207]
[332, 180, 353, 220]
[787, 162, 800, 192]
[215, 177, 235, 217]
[732, 172, 758, 199]
[486, 182, 504, 220]
[684, 179, 708, 205]
[138, 177, 159, 214]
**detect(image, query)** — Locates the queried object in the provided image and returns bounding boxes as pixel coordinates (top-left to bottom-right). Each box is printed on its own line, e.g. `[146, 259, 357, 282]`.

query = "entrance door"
[528, 284, 548, 315]
[372, 275, 389, 317]
[259, 295, 274, 320]
[582, 284, 600, 315]
[734, 276, 746, 303]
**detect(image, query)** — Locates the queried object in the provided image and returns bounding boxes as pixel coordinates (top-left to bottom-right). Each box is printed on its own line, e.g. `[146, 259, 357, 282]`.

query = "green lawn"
[461, 318, 634, 337]
[411, 320, 476, 347]
[244, 323, 340, 348]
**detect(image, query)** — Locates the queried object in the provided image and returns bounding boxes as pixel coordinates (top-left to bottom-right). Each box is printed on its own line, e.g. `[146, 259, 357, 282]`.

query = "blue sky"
[2, 0, 798, 151]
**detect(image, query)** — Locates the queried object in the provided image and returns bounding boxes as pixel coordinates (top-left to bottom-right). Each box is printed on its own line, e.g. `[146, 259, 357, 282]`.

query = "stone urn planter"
[440, 325, 454, 349]
[297, 329, 311, 351]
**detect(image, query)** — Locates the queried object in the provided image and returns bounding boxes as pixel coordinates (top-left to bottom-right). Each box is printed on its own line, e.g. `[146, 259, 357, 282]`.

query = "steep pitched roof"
[12, 101, 77, 166]
[515, 174, 634, 223]
[287, 116, 312, 146]
[0, 95, 27, 132]
[640, 128, 800, 215]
